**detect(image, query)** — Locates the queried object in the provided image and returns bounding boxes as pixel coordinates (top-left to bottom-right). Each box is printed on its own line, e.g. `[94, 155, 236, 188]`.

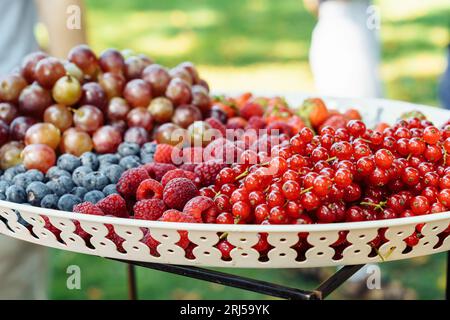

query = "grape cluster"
[0, 45, 212, 173]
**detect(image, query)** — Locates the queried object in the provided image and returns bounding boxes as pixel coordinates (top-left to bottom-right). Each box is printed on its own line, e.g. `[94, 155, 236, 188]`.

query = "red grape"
[126, 107, 153, 131]
[106, 97, 131, 121]
[0, 102, 18, 124]
[18, 83, 52, 118]
[43, 104, 73, 131]
[24, 123, 61, 149]
[0, 73, 28, 103]
[21, 51, 48, 82]
[80, 82, 108, 111]
[60, 128, 94, 156]
[73, 105, 104, 133]
[142, 64, 171, 96]
[98, 48, 125, 74]
[124, 127, 150, 145]
[123, 79, 152, 108]
[9, 116, 37, 141]
[22, 143, 56, 173]
[68, 44, 99, 79]
[171, 104, 202, 128]
[98, 72, 126, 99]
[92, 125, 122, 153]
[34, 57, 66, 89]
[165, 78, 192, 106]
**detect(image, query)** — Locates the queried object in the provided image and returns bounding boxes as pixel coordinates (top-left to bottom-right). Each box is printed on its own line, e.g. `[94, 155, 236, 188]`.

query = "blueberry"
[57, 194, 82, 212]
[82, 172, 109, 191]
[0, 180, 10, 195]
[140, 142, 156, 163]
[46, 176, 75, 196]
[57, 154, 81, 172]
[25, 169, 44, 182]
[13, 173, 33, 189]
[98, 154, 120, 166]
[118, 142, 140, 157]
[119, 155, 141, 169]
[71, 186, 88, 199]
[40, 194, 59, 209]
[26, 181, 51, 206]
[5, 185, 26, 203]
[80, 152, 99, 170]
[102, 184, 117, 196]
[83, 190, 105, 204]
[100, 164, 124, 184]
[3, 165, 26, 182]
[72, 166, 93, 186]
[46, 166, 71, 181]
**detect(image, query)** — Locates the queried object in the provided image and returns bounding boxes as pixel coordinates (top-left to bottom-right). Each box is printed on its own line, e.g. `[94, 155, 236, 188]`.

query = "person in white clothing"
[0, 0, 86, 299]
[308, 0, 383, 98]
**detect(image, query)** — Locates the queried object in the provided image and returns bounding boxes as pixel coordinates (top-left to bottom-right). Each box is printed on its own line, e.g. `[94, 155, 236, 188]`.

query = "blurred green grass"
[49, 0, 450, 300]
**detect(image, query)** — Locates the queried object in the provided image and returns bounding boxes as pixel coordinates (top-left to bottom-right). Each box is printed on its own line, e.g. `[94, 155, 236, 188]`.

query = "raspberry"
[154, 144, 176, 164]
[183, 196, 219, 223]
[205, 117, 226, 136]
[205, 138, 243, 163]
[73, 202, 105, 240]
[136, 178, 163, 200]
[163, 178, 199, 210]
[134, 199, 166, 220]
[182, 147, 206, 164]
[96, 194, 129, 218]
[159, 209, 197, 223]
[159, 209, 198, 249]
[73, 202, 105, 216]
[226, 117, 247, 130]
[143, 163, 177, 181]
[239, 102, 264, 120]
[117, 167, 150, 198]
[161, 169, 191, 186]
[246, 116, 266, 130]
[194, 161, 227, 187]
[179, 163, 197, 172]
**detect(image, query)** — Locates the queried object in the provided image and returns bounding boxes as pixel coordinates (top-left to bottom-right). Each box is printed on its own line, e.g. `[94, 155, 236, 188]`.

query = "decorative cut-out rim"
[1, 200, 450, 233]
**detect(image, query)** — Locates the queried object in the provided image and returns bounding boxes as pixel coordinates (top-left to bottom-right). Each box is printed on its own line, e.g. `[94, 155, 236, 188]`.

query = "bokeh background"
[47, 0, 450, 299]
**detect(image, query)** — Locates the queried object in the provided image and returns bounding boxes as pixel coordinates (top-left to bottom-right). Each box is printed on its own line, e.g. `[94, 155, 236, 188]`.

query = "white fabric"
[0, 235, 48, 299]
[310, 0, 383, 98]
[0, 0, 39, 75]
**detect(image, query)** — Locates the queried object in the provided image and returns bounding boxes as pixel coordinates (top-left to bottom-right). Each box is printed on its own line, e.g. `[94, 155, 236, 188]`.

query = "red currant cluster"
[199, 118, 450, 234]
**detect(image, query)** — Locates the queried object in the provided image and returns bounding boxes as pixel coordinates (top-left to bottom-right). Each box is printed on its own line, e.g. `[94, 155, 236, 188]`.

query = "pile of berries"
[0, 141, 158, 210]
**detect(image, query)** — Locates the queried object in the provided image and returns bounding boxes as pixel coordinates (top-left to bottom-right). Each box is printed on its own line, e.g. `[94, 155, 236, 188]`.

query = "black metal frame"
[112, 251, 449, 300]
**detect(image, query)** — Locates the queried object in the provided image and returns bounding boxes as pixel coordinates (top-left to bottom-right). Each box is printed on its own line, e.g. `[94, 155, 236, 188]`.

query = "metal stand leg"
[314, 264, 365, 299]
[127, 264, 138, 300]
[118, 259, 365, 300]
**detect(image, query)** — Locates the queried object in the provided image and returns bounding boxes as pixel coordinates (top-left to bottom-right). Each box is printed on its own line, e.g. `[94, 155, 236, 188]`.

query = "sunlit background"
[44, 0, 450, 299]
